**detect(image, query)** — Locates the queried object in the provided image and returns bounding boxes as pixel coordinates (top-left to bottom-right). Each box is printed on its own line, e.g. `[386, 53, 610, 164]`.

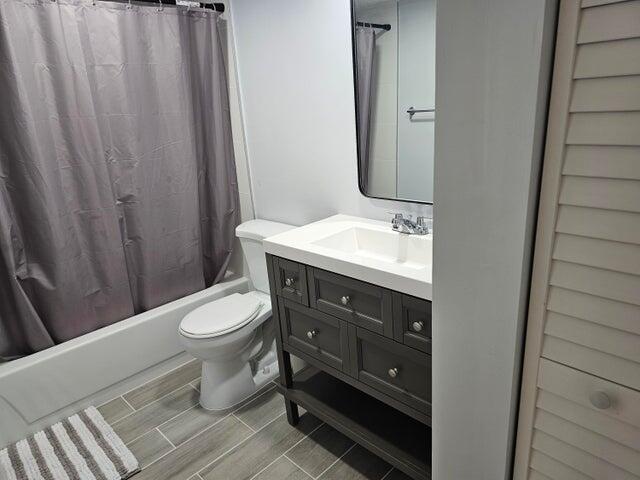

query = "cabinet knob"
[340, 295, 351, 306]
[388, 367, 399, 378]
[307, 329, 318, 339]
[285, 277, 295, 287]
[412, 321, 424, 332]
[589, 391, 612, 410]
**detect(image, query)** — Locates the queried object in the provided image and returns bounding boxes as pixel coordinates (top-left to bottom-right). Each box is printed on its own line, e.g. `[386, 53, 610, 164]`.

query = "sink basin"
[312, 226, 431, 269]
[263, 214, 432, 299]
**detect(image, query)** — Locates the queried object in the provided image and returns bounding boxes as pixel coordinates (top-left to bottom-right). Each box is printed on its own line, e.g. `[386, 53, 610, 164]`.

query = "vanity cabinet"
[267, 254, 431, 480]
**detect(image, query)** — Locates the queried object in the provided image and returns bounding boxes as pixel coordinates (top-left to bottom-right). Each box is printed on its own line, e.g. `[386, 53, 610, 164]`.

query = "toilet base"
[199, 356, 279, 411]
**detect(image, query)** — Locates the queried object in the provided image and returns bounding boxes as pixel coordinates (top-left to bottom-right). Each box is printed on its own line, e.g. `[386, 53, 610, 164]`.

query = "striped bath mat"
[0, 407, 139, 480]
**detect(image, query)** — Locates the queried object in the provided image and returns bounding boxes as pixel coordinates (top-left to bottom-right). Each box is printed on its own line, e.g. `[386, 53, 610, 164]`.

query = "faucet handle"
[390, 213, 403, 231]
[417, 216, 433, 233]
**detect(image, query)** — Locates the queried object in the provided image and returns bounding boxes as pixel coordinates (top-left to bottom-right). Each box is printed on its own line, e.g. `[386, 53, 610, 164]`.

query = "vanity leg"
[285, 399, 300, 426]
[267, 254, 300, 426]
[278, 348, 299, 426]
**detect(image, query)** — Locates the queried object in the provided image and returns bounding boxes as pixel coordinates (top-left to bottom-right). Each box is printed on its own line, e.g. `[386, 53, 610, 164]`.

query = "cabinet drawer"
[279, 298, 349, 372]
[308, 267, 393, 337]
[393, 293, 432, 353]
[273, 257, 308, 306]
[348, 326, 430, 413]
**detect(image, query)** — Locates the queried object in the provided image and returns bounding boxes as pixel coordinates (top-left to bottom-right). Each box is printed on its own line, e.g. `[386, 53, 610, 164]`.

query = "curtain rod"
[356, 21, 391, 31]
[105, 0, 225, 11]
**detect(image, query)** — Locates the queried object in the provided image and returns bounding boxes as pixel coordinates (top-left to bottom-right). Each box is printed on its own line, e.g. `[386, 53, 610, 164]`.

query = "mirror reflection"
[354, 0, 436, 204]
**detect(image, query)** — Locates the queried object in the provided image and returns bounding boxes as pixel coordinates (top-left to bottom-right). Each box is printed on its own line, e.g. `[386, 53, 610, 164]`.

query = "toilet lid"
[180, 293, 263, 338]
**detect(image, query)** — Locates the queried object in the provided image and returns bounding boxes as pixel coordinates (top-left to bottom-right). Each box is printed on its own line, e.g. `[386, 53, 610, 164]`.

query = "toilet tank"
[236, 219, 295, 293]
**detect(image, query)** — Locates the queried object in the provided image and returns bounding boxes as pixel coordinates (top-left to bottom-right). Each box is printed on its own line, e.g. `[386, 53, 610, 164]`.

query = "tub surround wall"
[229, 0, 431, 228]
[356, 1, 398, 198]
[220, 0, 256, 279]
[396, 0, 436, 201]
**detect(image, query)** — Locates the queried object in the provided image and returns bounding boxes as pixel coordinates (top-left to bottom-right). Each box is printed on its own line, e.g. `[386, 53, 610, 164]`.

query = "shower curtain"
[0, 0, 239, 359]
[355, 27, 375, 192]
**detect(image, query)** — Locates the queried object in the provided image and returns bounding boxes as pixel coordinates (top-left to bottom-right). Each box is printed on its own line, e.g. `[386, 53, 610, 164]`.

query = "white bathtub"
[0, 276, 249, 448]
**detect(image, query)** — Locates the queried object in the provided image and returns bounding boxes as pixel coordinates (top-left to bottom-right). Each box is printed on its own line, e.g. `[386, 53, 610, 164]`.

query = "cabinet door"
[274, 257, 309, 306]
[393, 293, 432, 353]
[308, 267, 393, 337]
[279, 298, 350, 372]
[349, 325, 430, 414]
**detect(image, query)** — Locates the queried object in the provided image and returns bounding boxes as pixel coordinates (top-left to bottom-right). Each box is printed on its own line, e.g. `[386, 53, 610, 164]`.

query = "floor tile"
[318, 444, 391, 480]
[114, 385, 199, 444]
[159, 383, 276, 445]
[124, 360, 201, 410]
[159, 405, 228, 447]
[200, 412, 322, 480]
[286, 424, 355, 477]
[253, 456, 312, 480]
[98, 396, 134, 425]
[382, 468, 413, 480]
[233, 387, 285, 430]
[127, 429, 174, 469]
[133, 415, 252, 480]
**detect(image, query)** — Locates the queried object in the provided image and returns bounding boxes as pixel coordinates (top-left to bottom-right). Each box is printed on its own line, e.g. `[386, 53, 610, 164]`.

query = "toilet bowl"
[179, 219, 294, 411]
[179, 291, 274, 410]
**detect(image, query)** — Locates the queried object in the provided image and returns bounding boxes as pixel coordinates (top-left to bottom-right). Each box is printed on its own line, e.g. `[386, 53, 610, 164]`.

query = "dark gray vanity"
[266, 253, 431, 480]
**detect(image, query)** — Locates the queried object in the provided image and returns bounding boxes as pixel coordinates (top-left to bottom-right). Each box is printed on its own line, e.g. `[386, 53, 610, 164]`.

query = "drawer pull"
[340, 295, 351, 306]
[412, 321, 424, 332]
[307, 329, 318, 339]
[388, 367, 399, 379]
[285, 277, 296, 287]
[589, 391, 612, 410]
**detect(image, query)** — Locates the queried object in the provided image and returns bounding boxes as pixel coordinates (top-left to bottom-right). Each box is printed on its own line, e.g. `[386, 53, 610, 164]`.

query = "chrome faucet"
[391, 214, 432, 235]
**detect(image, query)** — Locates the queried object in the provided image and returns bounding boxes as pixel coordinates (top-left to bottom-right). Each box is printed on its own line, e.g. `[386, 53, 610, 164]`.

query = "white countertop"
[263, 214, 432, 300]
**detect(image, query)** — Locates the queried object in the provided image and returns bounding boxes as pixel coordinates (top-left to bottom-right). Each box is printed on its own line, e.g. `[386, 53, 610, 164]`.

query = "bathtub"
[0, 275, 249, 448]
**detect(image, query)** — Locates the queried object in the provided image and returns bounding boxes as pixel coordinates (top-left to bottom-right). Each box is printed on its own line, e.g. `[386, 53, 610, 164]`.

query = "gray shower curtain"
[355, 27, 375, 192]
[0, 0, 239, 359]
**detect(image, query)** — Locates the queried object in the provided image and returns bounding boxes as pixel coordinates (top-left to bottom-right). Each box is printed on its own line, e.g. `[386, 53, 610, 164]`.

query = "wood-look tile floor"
[98, 359, 411, 480]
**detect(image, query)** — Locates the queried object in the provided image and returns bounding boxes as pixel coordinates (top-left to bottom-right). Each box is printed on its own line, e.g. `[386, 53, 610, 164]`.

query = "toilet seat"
[179, 293, 264, 339]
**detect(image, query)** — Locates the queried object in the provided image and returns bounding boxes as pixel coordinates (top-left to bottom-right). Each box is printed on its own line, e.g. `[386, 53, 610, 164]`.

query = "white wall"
[230, 0, 431, 228]
[432, 1, 556, 479]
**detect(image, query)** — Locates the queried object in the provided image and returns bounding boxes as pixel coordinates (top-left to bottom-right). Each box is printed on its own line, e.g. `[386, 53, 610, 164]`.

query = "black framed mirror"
[351, 0, 436, 204]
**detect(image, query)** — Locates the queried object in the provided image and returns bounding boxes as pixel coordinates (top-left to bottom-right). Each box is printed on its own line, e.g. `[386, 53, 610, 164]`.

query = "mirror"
[352, 0, 436, 204]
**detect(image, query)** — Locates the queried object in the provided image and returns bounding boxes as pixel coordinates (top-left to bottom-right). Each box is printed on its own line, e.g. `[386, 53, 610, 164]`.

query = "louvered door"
[513, 1, 640, 479]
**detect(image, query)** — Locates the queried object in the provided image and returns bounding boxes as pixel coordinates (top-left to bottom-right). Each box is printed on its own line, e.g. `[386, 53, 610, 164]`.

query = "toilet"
[179, 219, 294, 411]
